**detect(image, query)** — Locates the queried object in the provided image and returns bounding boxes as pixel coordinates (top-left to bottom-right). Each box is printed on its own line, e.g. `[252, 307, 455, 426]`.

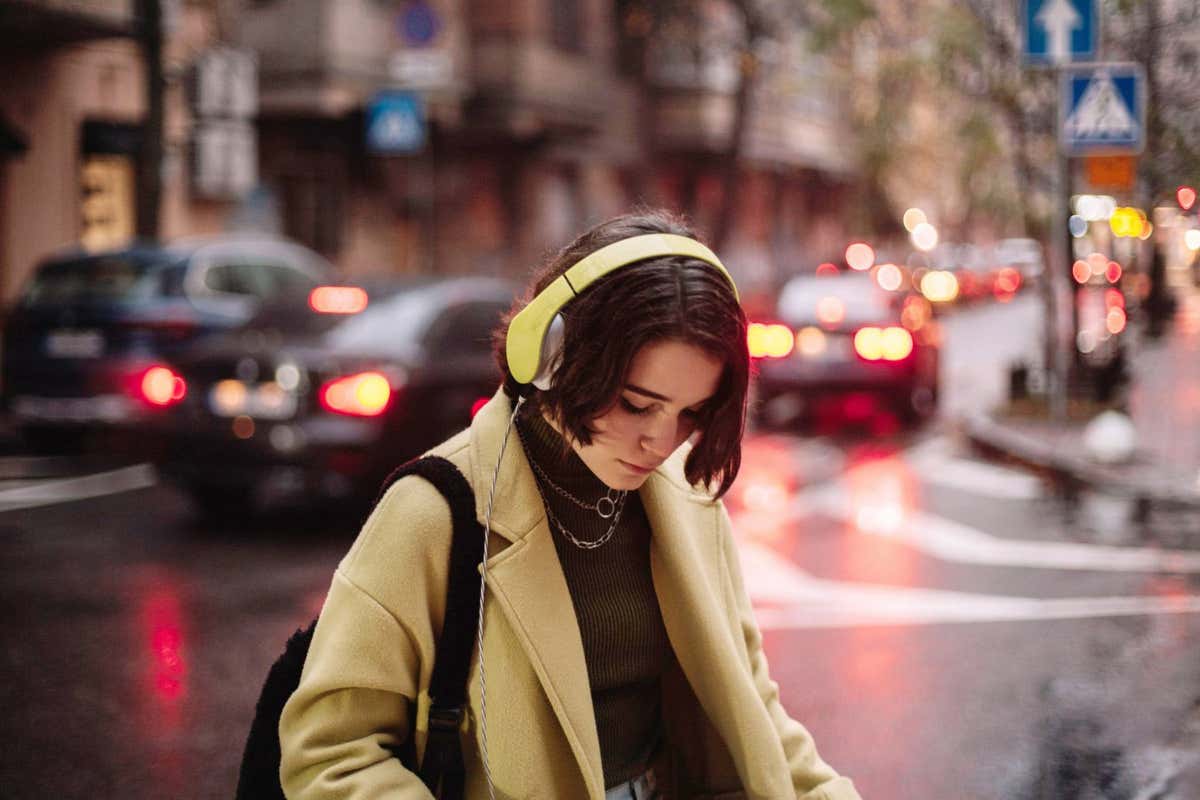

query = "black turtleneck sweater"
[516, 406, 671, 789]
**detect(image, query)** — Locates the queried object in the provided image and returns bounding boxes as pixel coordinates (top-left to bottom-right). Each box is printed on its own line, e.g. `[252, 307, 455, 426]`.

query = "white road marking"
[735, 540, 1200, 629]
[0, 463, 157, 513]
[905, 435, 1045, 500]
[792, 480, 1200, 574]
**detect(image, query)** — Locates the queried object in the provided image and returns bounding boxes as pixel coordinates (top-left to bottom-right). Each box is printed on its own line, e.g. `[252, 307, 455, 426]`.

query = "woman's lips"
[620, 460, 655, 475]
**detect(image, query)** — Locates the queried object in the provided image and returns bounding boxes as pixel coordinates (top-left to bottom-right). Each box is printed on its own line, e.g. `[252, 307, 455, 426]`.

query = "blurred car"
[1, 234, 333, 446]
[150, 275, 515, 512]
[751, 272, 939, 428]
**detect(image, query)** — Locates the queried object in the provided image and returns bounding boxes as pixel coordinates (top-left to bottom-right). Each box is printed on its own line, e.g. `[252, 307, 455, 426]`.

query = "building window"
[550, 0, 582, 53]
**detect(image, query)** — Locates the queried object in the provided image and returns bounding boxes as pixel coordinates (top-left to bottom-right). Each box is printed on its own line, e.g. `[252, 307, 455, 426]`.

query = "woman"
[279, 210, 860, 800]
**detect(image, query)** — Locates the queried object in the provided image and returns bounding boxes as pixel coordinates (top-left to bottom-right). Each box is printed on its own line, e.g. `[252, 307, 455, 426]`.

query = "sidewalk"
[961, 289, 1200, 508]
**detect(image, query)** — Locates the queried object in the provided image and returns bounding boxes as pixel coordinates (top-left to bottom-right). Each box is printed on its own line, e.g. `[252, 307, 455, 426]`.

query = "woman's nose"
[640, 418, 676, 458]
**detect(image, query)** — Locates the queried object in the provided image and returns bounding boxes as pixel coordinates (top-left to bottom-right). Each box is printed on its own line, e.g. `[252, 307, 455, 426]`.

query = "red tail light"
[853, 326, 914, 362]
[139, 365, 187, 407]
[309, 286, 369, 314]
[319, 371, 392, 417]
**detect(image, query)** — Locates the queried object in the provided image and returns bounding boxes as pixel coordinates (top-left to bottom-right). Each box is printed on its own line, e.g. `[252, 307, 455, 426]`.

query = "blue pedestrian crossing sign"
[1060, 64, 1145, 156]
[1024, 0, 1097, 65]
[366, 91, 425, 154]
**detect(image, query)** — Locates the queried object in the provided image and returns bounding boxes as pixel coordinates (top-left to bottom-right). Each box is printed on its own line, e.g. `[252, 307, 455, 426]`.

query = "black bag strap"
[377, 455, 482, 798]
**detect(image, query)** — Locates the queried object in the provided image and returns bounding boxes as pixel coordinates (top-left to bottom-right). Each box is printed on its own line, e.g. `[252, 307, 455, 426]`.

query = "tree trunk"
[710, 52, 755, 253]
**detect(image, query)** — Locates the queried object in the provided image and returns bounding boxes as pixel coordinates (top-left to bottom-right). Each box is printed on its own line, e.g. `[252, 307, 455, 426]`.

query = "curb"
[959, 413, 1200, 509]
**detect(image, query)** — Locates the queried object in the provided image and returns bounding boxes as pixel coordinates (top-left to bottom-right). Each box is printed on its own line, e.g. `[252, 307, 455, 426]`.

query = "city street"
[1, 296, 1197, 799]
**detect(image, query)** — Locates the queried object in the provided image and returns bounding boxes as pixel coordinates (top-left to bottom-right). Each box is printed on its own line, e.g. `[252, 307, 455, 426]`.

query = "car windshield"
[777, 276, 896, 325]
[20, 253, 171, 307]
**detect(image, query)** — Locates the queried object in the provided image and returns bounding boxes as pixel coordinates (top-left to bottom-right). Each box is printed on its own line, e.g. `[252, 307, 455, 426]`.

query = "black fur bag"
[234, 456, 482, 800]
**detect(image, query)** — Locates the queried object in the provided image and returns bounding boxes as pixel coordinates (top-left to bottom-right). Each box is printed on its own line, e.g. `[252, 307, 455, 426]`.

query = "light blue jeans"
[604, 766, 659, 800]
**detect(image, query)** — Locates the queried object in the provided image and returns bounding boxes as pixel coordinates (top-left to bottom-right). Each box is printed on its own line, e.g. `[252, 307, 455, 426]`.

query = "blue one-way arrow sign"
[1025, 0, 1097, 65]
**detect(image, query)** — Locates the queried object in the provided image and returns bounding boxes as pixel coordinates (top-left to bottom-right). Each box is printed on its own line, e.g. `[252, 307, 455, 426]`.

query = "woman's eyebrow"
[624, 383, 671, 402]
[624, 384, 712, 409]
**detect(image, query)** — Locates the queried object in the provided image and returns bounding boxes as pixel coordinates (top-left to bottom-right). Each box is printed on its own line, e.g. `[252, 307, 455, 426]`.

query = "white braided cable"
[476, 393, 525, 800]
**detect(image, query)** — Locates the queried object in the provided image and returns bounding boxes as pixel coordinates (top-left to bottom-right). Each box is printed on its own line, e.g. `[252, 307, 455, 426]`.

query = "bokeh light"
[911, 222, 938, 251]
[817, 296, 846, 326]
[1074, 194, 1117, 222]
[1077, 329, 1097, 354]
[919, 270, 958, 302]
[875, 263, 903, 291]
[1106, 307, 1127, 335]
[796, 326, 827, 357]
[845, 242, 875, 271]
[902, 208, 927, 232]
[747, 322, 796, 358]
[1177, 185, 1197, 211]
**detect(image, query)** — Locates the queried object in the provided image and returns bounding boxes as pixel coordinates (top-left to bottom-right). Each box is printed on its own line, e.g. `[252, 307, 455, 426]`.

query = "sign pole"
[1051, 67, 1070, 423]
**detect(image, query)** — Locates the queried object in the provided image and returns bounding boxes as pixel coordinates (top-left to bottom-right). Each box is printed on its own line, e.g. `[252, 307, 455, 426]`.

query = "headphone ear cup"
[531, 313, 566, 391]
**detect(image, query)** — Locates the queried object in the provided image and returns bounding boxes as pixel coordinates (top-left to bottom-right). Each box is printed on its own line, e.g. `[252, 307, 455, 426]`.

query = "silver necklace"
[516, 420, 630, 549]
[541, 489, 628, 550]
[515, 421, 627, 519]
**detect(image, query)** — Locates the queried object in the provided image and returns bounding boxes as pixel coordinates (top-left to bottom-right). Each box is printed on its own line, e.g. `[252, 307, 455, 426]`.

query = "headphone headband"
[506, 233, 739, 386]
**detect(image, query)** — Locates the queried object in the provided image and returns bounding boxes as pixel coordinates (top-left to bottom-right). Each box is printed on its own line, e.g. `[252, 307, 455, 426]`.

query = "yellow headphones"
[506, 233, 739, 389]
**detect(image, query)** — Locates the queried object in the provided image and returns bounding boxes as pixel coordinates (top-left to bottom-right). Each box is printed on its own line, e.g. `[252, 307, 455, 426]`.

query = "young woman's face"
[565, 339, 723, 491]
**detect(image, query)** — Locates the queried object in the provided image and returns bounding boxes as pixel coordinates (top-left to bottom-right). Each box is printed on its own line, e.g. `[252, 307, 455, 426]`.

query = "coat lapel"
[641, 464, 794, 799]
[466, 390, 605, 799]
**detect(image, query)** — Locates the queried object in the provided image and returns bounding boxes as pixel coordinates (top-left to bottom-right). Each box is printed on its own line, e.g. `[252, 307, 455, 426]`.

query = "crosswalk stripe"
[734, 540, 1200, 629]
[792, 482, 1200, 573]
[904, 436, 1045, 500]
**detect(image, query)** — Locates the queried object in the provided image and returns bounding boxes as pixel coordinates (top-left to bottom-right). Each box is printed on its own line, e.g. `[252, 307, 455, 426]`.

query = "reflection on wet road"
[729, 430, 1200, 799]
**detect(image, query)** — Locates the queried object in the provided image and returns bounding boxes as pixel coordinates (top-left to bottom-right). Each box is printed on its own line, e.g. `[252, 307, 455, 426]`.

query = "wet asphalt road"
[2, 295, 1199, 799]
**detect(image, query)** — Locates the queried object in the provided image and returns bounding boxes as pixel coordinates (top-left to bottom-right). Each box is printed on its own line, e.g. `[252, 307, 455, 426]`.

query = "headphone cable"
[475, 392, 524, 800]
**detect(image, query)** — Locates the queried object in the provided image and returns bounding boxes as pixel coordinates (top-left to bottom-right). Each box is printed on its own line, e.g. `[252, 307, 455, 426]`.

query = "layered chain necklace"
[515, 421, 629, 550]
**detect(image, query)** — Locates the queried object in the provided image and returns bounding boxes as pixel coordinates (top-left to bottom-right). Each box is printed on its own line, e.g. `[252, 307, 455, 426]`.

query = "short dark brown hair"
[494, 209, 748, 497]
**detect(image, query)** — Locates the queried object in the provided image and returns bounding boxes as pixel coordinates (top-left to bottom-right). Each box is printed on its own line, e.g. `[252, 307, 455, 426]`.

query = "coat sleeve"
[715, 502, 862, 800]
[279, 475, 456, 800]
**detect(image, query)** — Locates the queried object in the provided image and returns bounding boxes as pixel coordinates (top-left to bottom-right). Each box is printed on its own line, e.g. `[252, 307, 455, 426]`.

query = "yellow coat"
[279, 389, 860, 800]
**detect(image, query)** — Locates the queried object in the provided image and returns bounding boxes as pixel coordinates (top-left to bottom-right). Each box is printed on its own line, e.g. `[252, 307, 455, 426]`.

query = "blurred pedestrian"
[278, 210, 861, 799]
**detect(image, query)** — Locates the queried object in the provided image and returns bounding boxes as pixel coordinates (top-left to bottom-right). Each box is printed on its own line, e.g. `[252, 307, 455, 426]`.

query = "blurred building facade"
[0, 0, 255, 301]
[0, 0, 858, 302]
